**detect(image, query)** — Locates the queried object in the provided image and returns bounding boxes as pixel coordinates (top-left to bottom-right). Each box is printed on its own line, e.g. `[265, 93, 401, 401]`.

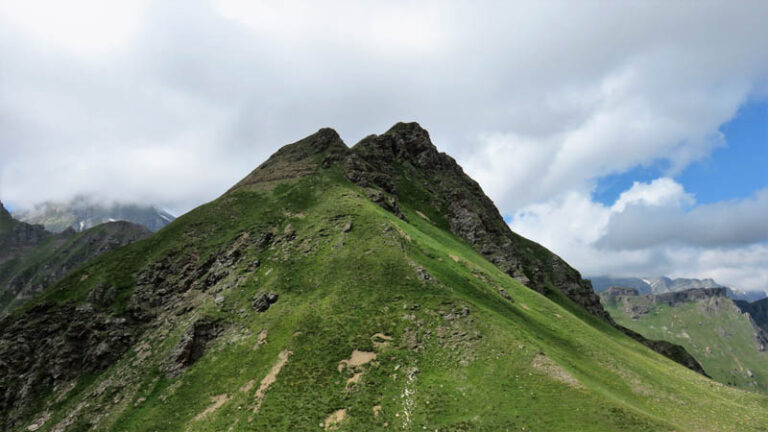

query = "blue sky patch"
[593, 100, 767, 207]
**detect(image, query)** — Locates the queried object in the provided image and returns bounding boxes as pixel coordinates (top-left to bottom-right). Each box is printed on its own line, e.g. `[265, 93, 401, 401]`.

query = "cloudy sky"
[1, 1, 766, 291]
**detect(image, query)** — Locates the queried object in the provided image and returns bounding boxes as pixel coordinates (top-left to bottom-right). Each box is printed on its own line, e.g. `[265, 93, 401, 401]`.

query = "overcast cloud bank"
[1, 0, 767, 290]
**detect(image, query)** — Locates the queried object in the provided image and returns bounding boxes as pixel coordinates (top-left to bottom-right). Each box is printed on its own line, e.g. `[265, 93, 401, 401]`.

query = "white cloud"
[510, 180, 768, 292]
[0, 0, 148, 57]
[611, 178, 694, 212]
[1, 1, 767, 287]
[601, 187, 768, 249]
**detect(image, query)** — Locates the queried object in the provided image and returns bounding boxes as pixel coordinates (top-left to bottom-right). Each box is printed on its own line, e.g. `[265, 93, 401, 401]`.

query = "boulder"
[252, 292, 279, 312]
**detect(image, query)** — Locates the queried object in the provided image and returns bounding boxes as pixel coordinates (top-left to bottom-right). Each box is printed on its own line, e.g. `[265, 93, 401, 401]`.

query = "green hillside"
[602, 288, 768, 393]
[2, 125, 768, 432]
[0, 219, 151, 315]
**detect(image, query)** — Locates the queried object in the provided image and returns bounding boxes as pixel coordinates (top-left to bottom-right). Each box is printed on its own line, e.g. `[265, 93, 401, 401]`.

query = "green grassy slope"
[9, 168, 768, 432]
[604, 293, 768, 394]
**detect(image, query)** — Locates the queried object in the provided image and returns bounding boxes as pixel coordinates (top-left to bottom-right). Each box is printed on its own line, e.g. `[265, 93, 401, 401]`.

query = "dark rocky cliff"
[653, 287, 728, 306]
[735, 297, 768, 334]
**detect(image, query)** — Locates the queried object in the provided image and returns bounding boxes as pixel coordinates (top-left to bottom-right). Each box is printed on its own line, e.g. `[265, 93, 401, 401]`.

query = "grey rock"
[0, 302, 133, 427]
[252, 292, 279, 312]
[167, 317, 222, 377]
[416, 267, 432, 282]
[498, 288, 513, 302]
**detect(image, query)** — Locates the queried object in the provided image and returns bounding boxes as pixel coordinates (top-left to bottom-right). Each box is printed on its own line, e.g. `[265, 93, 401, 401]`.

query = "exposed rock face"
[735, 297, 768, 334]
[735, 297, 768, 351]
[600, 287, 640, 308]
[1, 201, 20, 240]
[348, 122, 612, 323]
[252, 292, 279, 312]
[620, 327, 709, 376]
[603, 287, 640, 298]
[167, 317, 222, 377]
[652, 287, 728, 306]
[0, 302, 133, 427]
[498, 288, 513, 301]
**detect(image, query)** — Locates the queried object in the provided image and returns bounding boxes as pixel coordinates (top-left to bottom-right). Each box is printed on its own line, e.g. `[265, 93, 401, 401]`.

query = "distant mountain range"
[0, 201, 151, 315]
[12, 196, 175, 233]
[601, 287, 768, 393]
[589, 275, 766, 302]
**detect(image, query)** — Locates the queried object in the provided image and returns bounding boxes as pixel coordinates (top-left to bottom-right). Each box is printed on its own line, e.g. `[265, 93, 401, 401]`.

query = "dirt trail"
[324, 409, 347, 430]
[253, 350, 293, 412]
[337, 350, 376, 372]
[531, 354, 583, 389]
[193, 394, 229, 421]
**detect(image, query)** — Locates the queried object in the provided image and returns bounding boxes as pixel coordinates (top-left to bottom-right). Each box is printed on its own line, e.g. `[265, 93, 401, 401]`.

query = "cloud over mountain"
[1, 0, 767, 289]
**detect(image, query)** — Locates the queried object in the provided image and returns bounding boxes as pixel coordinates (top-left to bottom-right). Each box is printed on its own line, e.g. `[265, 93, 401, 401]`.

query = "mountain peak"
[383, 121, 432, 146]
[229, 127, 348, 193]
[0, 200, 10, 219]
[352, 121, 449, 172]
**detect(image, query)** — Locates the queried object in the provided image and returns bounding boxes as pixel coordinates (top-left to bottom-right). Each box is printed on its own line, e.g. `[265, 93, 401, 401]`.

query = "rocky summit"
[1, 124, 767, 431]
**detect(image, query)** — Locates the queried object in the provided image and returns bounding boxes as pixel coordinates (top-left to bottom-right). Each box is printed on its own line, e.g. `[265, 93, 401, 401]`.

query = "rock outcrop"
[347, 123, 612, 322]
[620, 327, 709, 376]
[652, 287, 728, 307]
[735, 297, 768, 334]
[166, 317, 222, 377]
[0, 302, 133, 425]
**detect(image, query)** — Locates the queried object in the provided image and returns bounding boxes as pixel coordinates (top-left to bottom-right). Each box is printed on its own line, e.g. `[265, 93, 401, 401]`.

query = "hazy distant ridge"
[13, 196, 175, 233]
[589, 275, 766, 302]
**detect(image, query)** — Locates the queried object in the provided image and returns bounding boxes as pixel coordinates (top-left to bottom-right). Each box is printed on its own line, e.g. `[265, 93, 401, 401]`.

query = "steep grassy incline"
[3, 157, 768, 431]
[603, 288, 768, 393]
